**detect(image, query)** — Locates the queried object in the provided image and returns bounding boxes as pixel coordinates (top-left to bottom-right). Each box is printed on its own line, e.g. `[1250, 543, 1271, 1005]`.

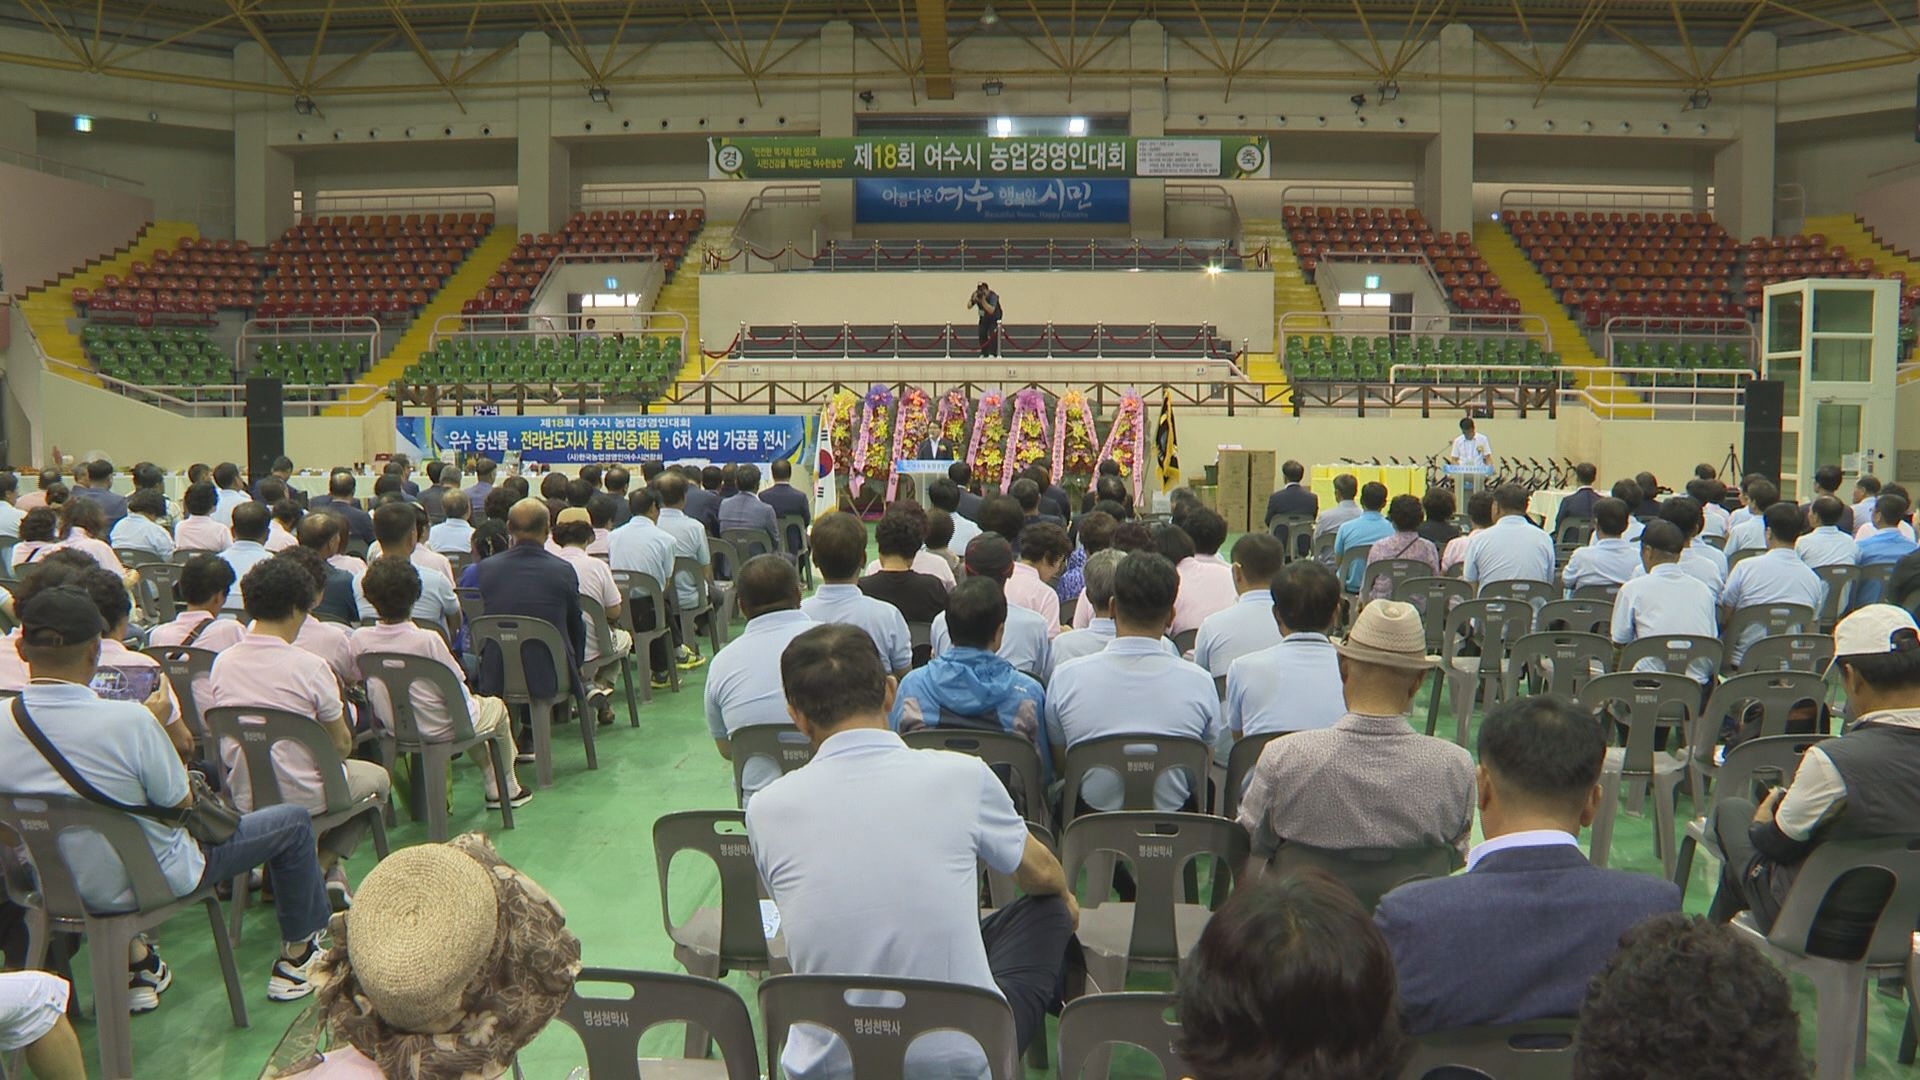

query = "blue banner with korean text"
[396, 414, 808, 465]
[854, 177, 1130, 224]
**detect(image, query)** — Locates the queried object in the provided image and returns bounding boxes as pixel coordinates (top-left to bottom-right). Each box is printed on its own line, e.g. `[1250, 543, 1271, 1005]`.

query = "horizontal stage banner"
[397, 414, 808, 465]
[854, 177, 1129, 224]
[709, 135, 1269, 180]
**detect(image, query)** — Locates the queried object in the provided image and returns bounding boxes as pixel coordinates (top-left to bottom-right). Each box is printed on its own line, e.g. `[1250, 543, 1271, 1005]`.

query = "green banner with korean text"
[707, 135, 1270, 180]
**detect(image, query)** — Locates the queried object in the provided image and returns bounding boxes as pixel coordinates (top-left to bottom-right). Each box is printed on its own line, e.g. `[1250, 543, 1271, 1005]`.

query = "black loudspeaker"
[1743, 380, 1784, 485]
[245, 377, 286, 481]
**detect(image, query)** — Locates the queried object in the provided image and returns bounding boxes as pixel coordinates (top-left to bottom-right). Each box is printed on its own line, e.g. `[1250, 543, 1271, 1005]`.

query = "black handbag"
[11, 697, 241, 846]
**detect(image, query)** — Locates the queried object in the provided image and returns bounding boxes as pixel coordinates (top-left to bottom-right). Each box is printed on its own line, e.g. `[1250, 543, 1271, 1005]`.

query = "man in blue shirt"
[72, 459, 128, 529]
[1723, 477, 1780, 556]
[1855, 493, 1917, 604]
[1611, 520, 1718, 684]
[1332, 482, 1393, 592]
[221, 503, 276, 610]
[464, 456, 497, 507]
[1561, 498, 1638, 596]
[891, 578, 1047, 758]
[1194, 532, 1286, 679]
[1720, 503, 1826, 664]
[608, 488, 682, 687]
[748, 623, 1076, 1078]
[801, 512, 912, 676]
[718, 463, 781, 539]
[1795, 495, 1858, 569]
[704, 556, 817, 804]
[1626, 498, 1726, 603]
[1225, 559, 1348, 743]
[1463, 484, 1556, 589]
[652, 471, 715, 667]
[1312, 474, 1362, 554]
[1047, 551, 1219, 811]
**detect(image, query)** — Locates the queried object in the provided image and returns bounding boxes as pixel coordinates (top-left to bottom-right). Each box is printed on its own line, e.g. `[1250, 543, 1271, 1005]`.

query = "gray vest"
[1814, 722, 1920, 841]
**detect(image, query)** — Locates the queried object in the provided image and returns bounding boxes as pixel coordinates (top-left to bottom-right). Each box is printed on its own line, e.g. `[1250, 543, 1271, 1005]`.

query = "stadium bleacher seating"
[73, 238, 259, 324]
[732, 322, 1236, 362]
[1740, 231, 1911, 315]
[1281, 204, 1521, 316]
[81, 325, 232, 387]
[403, 334, 682, 394]
[1505, 209, 1741, 329]
[258, 212, 489, 320]
[1283, 332, 1561, 385]
[465, 207, 705, 315]
[1606, 339, 1749, 387]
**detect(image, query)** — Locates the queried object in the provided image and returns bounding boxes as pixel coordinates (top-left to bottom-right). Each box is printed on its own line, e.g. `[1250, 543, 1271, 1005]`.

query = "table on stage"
[1308, 464, 1423, 509]
[892, 459, 955, 507]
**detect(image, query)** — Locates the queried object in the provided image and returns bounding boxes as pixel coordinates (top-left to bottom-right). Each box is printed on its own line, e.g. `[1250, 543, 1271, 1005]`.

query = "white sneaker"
[128, 948, 172, 1014]
[268, 938, 325, 1002]
[325, 866, 353, 912]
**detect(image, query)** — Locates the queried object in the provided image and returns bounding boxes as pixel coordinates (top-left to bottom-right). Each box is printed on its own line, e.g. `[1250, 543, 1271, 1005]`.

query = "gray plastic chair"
[455, 587, 485, 625]
[1056, 992, 1189, 1080]
[1216, 731, 1284, 820]
[1735, 633, 1835, 676]
[549, 968, 759, 1080]
[141, 644, 219, 776]
[1854, 562, 1895, 607]
[1570, 581, 1622, 603]
[0, 794, 248, 1080]
[134, 562, 184, 623]
[1813, 563, 1863, 631]
[1398, 1019, 1578, 1080]
[902, 728, 1050, 830]
[671, 555, 726, 652]
[612, 569, 677, 697]
[1358, 558, 1433, 610]
[1062, 812, 1249, 992]
[1534, 598, 1612, 634]
[113, 546, 163, 569]
[908, 620, 934, 665]
[727, 724, 815, 807]
[1688, 670, 1829, 811]
[1502, 631, 1613, 700]
[1721, 603, 1817, 675]
[203, 705, 391, 942]
[707, 538, 742, 629]
[1728, 836, 1920, 1080]
[722, 528, 781, 563]
[1269, 842, 1458, 912]
[579, 594, 640, 727]
[1673, 733, 1829, 902]
[1727, 546, 1763, 570]
[1578, 671, 1698, 878]
[1393, 576, 1474, 634]
[652, 810, 780, 982]
[1618, 634, 1723, 684]
[468, 614, 596, 788]
[1334, 545, 1373, 625]
[1311, 528, 1338, 566]
[356, 651, 517, 842]
[760, 974, 1021, 1080]
[1268, 513, 1314, 562]
[776, 512, 812, 586]
[1477, 578, 1558, 607]
[1435, 598, 1534, 745]
[1060, 734, 1211, 822]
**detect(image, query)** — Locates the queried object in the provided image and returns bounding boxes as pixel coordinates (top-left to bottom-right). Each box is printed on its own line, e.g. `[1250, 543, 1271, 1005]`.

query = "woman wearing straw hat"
[1233, 599, 1477, 869]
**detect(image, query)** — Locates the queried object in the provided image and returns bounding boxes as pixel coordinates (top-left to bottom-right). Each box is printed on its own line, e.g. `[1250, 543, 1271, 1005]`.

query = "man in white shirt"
[109, 490, 175, 559]
[207, 558, 390, 910]
[0, 472, 25, 540]
[705, 556, 818, 804]
[1851, 475, 1881, 528]
[426, 489, 476, 555]
[1626, 498, 1726, 604]
[1049, 550, 1175, 679]
[1047, 551, 1219, 811]
[209, 462, 249, 526]
[931, 535, 1052, 679]
[1224, 558, 1347, 744]
[608, 488, 681, 687]
[1193, 532, 1286, 679]
[1687, 478, 1732, 541]
[1796, 496, 1859, 570]
[802, 512, 913, 676]
[747, 622, 1077, 1079]
[1449, 416, 1491, 467]
[1611, 521, 1719, 685]
[1720, 503, 1827, 665]
[1723, 478, 1780, 557]
[1562, 498, 1639, 596]
[357, 503, 461, 634]
[930, 478, 982, 554]
[367, 503, 456, 587]
[219, 503, 275, 610]
[552, 506, 632, 726]
[1462, 484, 1555, 589]
[1312, 474, 1362, 549]
[652, 471, 715, 667]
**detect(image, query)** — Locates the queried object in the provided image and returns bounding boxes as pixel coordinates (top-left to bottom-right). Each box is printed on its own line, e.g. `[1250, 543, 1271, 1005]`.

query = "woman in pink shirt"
[9, 508, 58, 571]
[172, 481, 232, 553]
[148, 554, 250, 652]
[50, 498, 126, 577]
[1164, 512, 1239, 636]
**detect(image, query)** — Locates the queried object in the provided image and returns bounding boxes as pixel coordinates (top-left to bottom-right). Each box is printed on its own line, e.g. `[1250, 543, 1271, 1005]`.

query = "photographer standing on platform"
[969, 281, 1003, 357]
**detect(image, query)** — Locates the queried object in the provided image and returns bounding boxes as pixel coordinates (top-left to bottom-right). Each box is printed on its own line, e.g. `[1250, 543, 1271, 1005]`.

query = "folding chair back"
[203, 705, 365, 813]
[1218, 731, 1284, 819]
[553, 968, 760, 1080]
[1268, 513, 1314, 561]
[0, 793, 187, 918]
[1060, 734, 1211, 820]
[1061, 812, 1249, 963]
[1721, 603, 1817, 674]
[1735, 633, 1834, 675]
[1763, 836, 1920, 965]
[721, 528, 780, 563]
[1578, 671, 1699, 774]
[1477, 578, 1557, 606]
[1534, 598, 1611, 634]
[760, 974, 1021, 1080]
[356, 650, 483, 744]
[1570, 582, 1622, 603]
[136, 563, 184, 621]
[1399, 1020, 1578, 1080]
[1056, 993, 1189, 1080]
[727, 724, 814, 804]
[140, 644, 216, 741]
[1392, 577, 1474, 651]
[1269, 842, 1456, 911]
[468, 614, 578, 708]
[1169, 628, 1197, 657]
[1503, 631, 1613, 700]
[1618, 634, 1722, 682]
[652, 809, 771, 971]
[1359, 558, 1432, 606]
[902, 729, 1049, 828]
[1697, 670, 1829, 747]
[1812, 564, 1861, 629]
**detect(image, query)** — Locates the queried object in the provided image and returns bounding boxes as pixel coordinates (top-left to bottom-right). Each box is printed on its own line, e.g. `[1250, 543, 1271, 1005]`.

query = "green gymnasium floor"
[73, 597, 1920, 1078]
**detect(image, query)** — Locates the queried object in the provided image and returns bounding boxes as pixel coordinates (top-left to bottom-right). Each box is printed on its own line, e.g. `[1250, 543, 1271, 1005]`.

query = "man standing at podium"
[1449, 416, 1491, 468]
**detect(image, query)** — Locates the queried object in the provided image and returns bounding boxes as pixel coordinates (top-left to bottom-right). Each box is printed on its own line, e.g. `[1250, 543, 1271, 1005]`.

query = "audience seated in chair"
[890, 577, 1046, 753]
[1175, 868, 1410, 1080]
[1709, 604, 1920, 958]
[704, 554, 818, 805]
[860, 499, 958, 589]
[1612, 520, 1719, 686]
[1627, 496, 1726, 602]
[1236, 599, 1475, 862]
[1373, 695, 1681, 1035]
[283, 834, 580, 1079]
[426, 489, 476, 556]
[1573, 913, 1806, 1080]
[0, 584, 334, 1005]
[1462, 484, 1555, 589]
[1224, 559, 1348, 743]
[747, 623, 1078, 1079]
[1008, 521, 1069, 634]
[931, 534, 1053, 677]
[217, 501, 273, 602]
[1046, 550, 1218, 811]
[1364, 494, 1441, 599]
[1194, 532, 1287, 679]
[111, 488, 176, 560]
[1796, 494, 1859, 570]
[1265, 458, 1318, 523]
[474, 499, 589, 745]
[148, 553, 248, 651]
[1312, 473, 1362, 550]
[1171, 508, 1238, 636]
[1441, 490, 1493, 573]
[551, 506, 633, 726]
[651, 471, 716, 667]
[858, 507, 949, 663]
[1048, 550, 1165, 680]
[607, 487, 681, 688]
[1334, 482, 1394, 593]
[279, 547, 361, 686]
[1561, 497, 1639, 595]
[803, 511, 913, 676]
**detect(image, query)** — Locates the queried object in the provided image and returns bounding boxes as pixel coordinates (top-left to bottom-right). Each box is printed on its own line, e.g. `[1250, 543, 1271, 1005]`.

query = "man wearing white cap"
[1236, 598, 1476, 864]
[1708, 603, 1920, 958]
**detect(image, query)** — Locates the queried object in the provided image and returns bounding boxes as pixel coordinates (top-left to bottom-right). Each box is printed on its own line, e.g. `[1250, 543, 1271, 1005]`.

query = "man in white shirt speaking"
[1449, 416, 1492, 468]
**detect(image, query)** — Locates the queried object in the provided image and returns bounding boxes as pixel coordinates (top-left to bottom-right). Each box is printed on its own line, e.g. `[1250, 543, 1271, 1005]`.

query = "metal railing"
[1497, 187, 1713, 216]
[1166, 182, 1243, 247]
[1600, 315, 1757, 369]
[427, 313, 690, 360]
[1310, 248, 1452, 302]
[719, 238, 1245, 272]
[1281, 310, 1552, 350]
[716, 321, 1243, 369]
[1279, 183, 1415, 209]
[297, 189, 497, 217]
[39, 351, 384, 418]
[0, 147, 145, 194]
[575, 185, 708, 216]
[236, 316, 382, 374]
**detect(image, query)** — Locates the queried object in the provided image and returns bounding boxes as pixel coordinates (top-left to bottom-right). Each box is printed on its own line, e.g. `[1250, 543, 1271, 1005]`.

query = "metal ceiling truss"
[1, 0, 1917, 104]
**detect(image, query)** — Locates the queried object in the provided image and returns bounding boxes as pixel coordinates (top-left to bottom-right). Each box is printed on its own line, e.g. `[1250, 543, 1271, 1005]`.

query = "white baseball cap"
[1829, 604, 1920, 673]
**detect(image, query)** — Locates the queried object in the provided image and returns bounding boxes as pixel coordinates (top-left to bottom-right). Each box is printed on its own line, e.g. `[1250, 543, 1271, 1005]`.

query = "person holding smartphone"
[968, 281, 1003, 357]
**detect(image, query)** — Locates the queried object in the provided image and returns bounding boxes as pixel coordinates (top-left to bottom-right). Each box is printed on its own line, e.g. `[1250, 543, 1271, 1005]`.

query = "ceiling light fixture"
[588, 85, 610, 105]
[1377, 80, 1400, 103]
[293, 95, 317, 116]
[993, 116, 1013, 137]
[982, 79, 1003, 96]
[979, 2, 999, 25]
[1686, 88, 1711, 111]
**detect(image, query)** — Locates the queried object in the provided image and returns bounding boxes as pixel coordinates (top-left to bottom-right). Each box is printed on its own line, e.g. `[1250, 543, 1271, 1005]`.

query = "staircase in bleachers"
[1282, 203, 1520, 316]
[1504, 209, 1741, 331]
[18, 220, 200, 384]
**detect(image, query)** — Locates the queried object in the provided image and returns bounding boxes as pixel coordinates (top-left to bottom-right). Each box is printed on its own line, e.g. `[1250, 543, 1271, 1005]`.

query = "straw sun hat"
[1333, 599, 1440, 671]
